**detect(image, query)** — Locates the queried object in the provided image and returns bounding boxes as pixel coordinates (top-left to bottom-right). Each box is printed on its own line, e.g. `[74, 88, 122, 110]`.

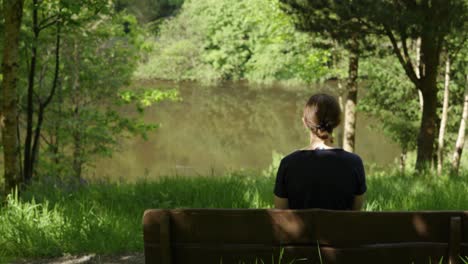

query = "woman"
[274, 93, 366, 210]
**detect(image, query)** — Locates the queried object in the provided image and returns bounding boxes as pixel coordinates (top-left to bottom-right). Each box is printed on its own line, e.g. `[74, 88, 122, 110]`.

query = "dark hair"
[303, 93, 341, 140]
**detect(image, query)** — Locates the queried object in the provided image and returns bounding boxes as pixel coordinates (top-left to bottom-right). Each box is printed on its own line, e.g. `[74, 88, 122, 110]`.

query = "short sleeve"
[274, 159, 288, 198]
[353, 157, 367, 195]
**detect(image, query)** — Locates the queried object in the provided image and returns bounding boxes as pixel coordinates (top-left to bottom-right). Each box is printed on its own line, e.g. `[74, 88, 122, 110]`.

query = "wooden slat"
[449, 217, 461, 264]
[312, 211, 457, 246]
[167, 244, 449, 264]
[143, 210, 163, 263]
[144, 209, 466, 245]
[461, 244, 468, 259]
[160, 211, 172, 264]
[463, 212, 468, 242]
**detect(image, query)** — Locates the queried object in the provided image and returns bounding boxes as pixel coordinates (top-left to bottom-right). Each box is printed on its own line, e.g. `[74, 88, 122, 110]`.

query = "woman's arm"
[274, 195, 289, 209]
[352, 194, 365, 211]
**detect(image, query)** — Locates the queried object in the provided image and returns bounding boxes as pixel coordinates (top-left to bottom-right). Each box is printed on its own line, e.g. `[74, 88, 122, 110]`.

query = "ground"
[12, 253, 144, 264]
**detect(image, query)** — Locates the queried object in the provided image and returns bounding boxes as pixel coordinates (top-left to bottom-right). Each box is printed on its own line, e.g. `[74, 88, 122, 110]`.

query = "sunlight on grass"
[1, 170, 467, 260]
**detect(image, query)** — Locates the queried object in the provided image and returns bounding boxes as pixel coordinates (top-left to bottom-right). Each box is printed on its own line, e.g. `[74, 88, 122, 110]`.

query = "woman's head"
[303, 93, 341, 140]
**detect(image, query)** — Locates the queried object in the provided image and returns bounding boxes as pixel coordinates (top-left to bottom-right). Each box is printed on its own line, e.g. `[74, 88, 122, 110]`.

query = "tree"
[2, 0, 24, 196]
[279, 0, 372, 152]
[437, 58, 450, 175]
[357, 0, 466, 170]
[21, 0, 115, 182]
[23, 0, 61, 183]
[452, 75, 468, 175]
[449, 36, 468, 175]
[33, 10, 180, 179]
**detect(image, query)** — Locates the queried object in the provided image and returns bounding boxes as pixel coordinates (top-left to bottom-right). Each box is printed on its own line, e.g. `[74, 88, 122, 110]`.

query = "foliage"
[358, 54, 420, 153]
[0, 0, 181, 184]
[136, 0, 331, 84]
[437, 46, 468, 162]
[279, 0, 372, 51]
[114, 0, 184, 23]
[20, 5, 138, 178]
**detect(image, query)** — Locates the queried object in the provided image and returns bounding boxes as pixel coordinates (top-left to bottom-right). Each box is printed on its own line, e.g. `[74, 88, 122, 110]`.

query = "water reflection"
[89, 81, 400, 180]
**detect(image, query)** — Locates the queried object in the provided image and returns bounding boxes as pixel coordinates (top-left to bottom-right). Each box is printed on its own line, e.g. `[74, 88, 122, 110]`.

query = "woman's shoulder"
[281, 149, 304, 161]
[339, 150, 365, 168]
[283, 148, 363, 164]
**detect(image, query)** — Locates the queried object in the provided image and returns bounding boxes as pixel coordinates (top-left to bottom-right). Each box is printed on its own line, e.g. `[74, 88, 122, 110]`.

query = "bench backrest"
[143, 209, 468, 264]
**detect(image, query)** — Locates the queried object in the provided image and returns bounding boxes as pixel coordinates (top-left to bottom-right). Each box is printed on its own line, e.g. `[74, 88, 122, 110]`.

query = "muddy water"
[88, 80, 400, 181]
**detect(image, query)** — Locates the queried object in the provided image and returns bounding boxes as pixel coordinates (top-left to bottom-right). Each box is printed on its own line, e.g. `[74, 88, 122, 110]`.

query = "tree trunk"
[24, 0, 39, 183]
[72, 107, 83, 179]
[415, 36, 441, 171]
[2, 0, 24, 196]
[52, 81, 63, 166]
[70, 38, 83, 179]
[30, 21, 61, 176]
[415, 38, 424, 113]
[337, 81, 344, 148]
[451, 75, 468, 176]
[399, 149, 407, 175]
[343, 37, 359, 153]
[437, 58, 450, 175]
[31, 105, 45, 175]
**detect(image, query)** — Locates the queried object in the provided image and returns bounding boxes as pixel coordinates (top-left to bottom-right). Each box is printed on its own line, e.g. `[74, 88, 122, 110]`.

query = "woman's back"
[274, 148, 366, 210]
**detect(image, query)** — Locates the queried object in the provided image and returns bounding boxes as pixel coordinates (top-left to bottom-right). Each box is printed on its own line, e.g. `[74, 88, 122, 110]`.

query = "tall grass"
[1, 170, 468, 261]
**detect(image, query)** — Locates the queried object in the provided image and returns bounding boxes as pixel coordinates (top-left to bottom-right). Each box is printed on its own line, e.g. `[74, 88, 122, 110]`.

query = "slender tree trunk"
[343, 36, 359, 153]
[53, 81, 63, 165]
[415, 36, 441, 171]
[24, 0, 39, 183]
[399, 149, 407, 175]
[30, 21, 61, 176]
[2, 0, 24, 196]
[415, 38, 424, 113]
[72, 107, 83, 179]
[337, 81, 344, 148]
[437, 58, 450, 175]
[451, 75, 468, 176]
[31, 105, 45, 174]
[16, 114, 23, 177]
[71, 39, 83, 179]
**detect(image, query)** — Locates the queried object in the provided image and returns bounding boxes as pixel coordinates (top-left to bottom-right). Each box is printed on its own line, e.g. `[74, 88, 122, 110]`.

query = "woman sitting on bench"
[274, 93, 366, 211]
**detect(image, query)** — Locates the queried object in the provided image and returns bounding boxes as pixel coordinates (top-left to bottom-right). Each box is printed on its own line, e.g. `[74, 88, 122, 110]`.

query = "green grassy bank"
[1, 171, 468, 261]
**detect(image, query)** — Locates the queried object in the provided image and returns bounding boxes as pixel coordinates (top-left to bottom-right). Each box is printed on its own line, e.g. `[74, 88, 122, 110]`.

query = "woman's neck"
[308, 134, 333, 150]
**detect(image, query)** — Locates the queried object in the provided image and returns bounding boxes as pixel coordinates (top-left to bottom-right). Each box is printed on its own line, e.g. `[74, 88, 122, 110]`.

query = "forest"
[1, 0, 468, 262]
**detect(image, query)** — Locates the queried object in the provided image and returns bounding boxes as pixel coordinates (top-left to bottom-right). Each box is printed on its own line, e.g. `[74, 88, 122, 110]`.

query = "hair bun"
[317, 121, 332, 132]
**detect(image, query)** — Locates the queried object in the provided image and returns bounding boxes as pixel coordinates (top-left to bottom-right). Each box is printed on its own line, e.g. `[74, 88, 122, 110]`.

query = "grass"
[1, 170, 468, 262]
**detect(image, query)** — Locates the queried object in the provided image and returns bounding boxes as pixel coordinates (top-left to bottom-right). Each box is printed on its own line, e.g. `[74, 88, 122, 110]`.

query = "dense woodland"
[1, 0, 468, 261]
[0, 0, 467, 191]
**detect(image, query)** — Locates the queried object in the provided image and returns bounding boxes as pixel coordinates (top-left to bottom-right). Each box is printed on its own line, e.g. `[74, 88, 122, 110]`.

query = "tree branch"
[355, 17, 385, 34]
[38, 14, 58, 31]
[384, 25, 420, 87]
[400, 32, 417, 79]
[42, 21, 61, 108]
[38, 19, 58, 32]
[40, 130, 52, 147]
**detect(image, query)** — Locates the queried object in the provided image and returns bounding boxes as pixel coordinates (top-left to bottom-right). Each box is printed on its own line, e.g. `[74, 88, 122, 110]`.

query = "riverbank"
[2, 171, 468, 262]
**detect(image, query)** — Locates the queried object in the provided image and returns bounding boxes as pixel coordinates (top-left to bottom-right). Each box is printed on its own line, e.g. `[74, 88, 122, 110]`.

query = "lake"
[88, 80, 400, 181]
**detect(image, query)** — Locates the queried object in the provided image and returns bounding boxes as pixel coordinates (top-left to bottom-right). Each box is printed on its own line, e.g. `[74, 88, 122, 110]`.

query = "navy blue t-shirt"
[274, 149, 366, 210]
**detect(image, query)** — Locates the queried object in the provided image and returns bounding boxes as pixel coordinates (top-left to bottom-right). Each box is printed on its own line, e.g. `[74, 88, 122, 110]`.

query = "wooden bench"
[143, 209, 468, 264]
